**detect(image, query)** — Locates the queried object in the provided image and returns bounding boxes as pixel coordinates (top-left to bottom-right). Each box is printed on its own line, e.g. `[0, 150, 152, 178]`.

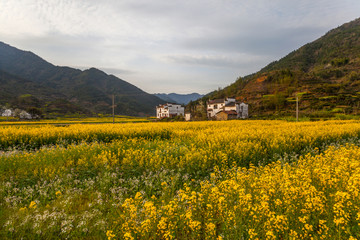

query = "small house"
[216, 110, 238, 121]
[207, 97, 248, 119]
[156, 103, 184, 119]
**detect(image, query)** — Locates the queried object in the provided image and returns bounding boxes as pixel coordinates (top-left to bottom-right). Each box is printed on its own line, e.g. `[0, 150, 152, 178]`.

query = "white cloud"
[0, 0, 360, 93]
[164, 53, 270, 69]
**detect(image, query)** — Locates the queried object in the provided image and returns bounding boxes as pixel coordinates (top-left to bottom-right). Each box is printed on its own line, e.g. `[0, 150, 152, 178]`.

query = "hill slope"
[203, 18, 360, 117]
[0, 42, 164, 116]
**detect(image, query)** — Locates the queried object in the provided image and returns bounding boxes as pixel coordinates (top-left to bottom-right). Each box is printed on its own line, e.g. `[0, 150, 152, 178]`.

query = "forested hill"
[0, 42, 164, 116]
[200, 18, 360, 118]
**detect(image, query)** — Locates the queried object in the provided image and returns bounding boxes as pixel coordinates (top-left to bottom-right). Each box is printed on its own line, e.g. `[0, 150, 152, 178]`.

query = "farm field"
[1, 120, 360, 239]
[0, 116, 151, 125]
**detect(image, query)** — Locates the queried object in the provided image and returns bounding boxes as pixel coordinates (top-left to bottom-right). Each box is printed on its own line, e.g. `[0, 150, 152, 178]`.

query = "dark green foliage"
[27, 107, 42, 118]
[331, 58, 349, 67]
[349, 71, 360, 81]
[263, 93, 287, 111]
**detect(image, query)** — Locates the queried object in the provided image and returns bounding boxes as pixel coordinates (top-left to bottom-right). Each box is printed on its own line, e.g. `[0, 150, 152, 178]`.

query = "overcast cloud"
[0, 0, 359, 93]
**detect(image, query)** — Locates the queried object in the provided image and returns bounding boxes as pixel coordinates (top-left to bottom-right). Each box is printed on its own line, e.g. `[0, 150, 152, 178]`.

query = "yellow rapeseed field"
[1, 120, 360, 239]
[113, 144, 360, 239]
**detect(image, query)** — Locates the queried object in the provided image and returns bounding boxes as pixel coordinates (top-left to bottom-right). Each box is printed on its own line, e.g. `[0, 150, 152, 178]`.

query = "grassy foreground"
[1, 120, 360, 239]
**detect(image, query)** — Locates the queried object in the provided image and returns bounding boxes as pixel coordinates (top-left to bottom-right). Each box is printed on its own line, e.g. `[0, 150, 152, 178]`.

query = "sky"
[1, 0, 360, 94]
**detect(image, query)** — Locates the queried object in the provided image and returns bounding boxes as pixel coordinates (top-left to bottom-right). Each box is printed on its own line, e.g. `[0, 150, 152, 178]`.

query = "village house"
[216, 110, 238, 120]
[156, 103, 184, 119]
[207, 97, 248, 120]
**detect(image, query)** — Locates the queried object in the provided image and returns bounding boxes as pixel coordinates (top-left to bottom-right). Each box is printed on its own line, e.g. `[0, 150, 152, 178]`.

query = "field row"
[1, 120, 360, 151]
[2, 121, 360, 181]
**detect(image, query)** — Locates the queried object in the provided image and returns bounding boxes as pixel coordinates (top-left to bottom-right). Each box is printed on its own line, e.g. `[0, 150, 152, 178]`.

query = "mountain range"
[154, 93, 203, 105]
[2, 17, 360, 118]
[198, 18, 360, 118]
[0, 42, 164, 116]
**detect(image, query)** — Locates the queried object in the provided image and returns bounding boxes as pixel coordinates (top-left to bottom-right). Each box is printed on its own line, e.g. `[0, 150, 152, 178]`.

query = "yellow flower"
[106, 230, 115, 240]
[124, 232, 134, 240]
[266, 230, 275, 240]
[206, 222, 216, 236]
[248, 228, 257, 239]
[29, 201, 37, 209]
[134, 192, 142, 201]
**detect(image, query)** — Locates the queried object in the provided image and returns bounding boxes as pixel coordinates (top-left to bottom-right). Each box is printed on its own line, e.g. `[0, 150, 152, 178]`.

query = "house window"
[241, 106, 243, 112]
[214, 104, 218, 109]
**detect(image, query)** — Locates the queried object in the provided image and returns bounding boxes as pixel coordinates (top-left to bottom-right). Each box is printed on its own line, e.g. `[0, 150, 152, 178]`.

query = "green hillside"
[0, 42, 164, 116]
[201, 18, 360, 118]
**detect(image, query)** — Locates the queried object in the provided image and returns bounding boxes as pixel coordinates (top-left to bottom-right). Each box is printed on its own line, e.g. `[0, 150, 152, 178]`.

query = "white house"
[237, 102, 249, 119]
[185, 112, 191, 121]
[156, 103, 184, 119]
[207, 97, 248, 119]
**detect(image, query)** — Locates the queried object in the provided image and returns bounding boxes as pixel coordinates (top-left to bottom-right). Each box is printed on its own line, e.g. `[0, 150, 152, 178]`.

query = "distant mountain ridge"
[0, 42, 164, 116]
[154, 93, 203, 105]
[199, 18, 360, 117]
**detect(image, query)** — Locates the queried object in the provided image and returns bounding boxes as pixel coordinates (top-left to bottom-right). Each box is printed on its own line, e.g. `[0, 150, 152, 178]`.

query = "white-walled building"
[185, 112, 191, 121]
[207, 97, 248, 119]
[156, 103, 184, 119]
[237, 102, 249, 118]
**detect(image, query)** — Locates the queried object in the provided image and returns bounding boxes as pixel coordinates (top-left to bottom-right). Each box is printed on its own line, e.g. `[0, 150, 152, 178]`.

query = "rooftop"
[217, 110, 238, 115]
[208, 99, 225, 104]
[225, 102, 236, 107]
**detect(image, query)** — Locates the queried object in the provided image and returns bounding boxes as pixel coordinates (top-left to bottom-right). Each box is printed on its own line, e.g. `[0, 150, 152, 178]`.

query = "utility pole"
[112, 94, 115, 124]
[296, 94, 299, 122]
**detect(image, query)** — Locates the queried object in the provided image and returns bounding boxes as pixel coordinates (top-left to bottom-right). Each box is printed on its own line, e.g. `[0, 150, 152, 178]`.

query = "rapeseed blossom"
[1, 120, 360, 239]
[113, 144, 360, 239]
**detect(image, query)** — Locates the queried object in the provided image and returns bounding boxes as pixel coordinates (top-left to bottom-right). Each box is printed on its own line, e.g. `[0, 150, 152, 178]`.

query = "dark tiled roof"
[224, 110, 238, 115]
[208, 99, 225, 104]
[216, 110, 237, 115]
[225, 102, 236, 107]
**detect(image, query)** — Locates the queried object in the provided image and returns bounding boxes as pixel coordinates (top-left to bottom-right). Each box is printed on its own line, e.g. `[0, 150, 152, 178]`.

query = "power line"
[296, 94, 299, 122]
[112, 94, 115, 124]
